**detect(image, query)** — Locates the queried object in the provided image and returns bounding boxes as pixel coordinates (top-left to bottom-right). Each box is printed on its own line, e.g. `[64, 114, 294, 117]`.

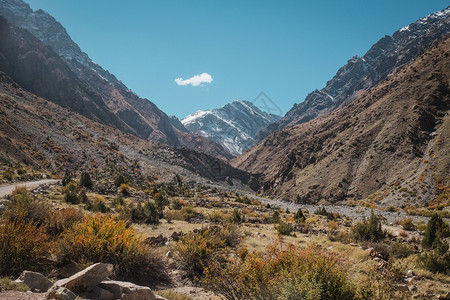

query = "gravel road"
[0, 179, 60, 198]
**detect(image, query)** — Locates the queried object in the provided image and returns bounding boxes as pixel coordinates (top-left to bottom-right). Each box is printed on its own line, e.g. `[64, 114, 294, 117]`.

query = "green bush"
[271, 211, 280, 224]
[422, 214, 449, 249]
[314, 206, 335, 220]
[277, 221, 293, 236]
[79, 172, 93, 189]
[84, 196, 108, 213]
[419, 214, 450, 274]
[171, 198, 183, 210]
[64, 182, 79, 204]
[5, 187, 49, 225]
[130, 201, 160, 225]
[230, 209, 243, 224]
[294, 208, 305, 222]
[351, 211, 385, 242]
[114, 174, 128, 187]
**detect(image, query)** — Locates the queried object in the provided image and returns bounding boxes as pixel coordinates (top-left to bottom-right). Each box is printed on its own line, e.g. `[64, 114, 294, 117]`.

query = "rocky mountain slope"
[0, 0, 231, 160]
[0, 70, 258, 188]
[256, 6, 450, 141]
[182, 100, 280, 156]
[233, 37, 450, 205]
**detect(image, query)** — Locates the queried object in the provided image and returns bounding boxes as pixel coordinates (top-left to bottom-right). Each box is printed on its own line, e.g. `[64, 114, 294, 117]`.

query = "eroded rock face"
[49, 263, 113, 294]
[17, 270, 52, 292]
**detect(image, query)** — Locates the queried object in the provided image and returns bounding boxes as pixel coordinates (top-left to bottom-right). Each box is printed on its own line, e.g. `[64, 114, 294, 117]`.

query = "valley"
[0, 1, 449, 299]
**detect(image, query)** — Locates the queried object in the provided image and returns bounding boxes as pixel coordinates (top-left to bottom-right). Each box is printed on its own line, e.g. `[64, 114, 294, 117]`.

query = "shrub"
[58, 214, 168, 284]
[419, 214, 450, 274]
[204, 244, 356, 300]
[112, 195, 124, 208]
[400, 218, 416, 231]
[230, 209, 243, 224]
[85, 195, 108, 213]
[391, 242, 415, 259]
[114, 174, 128, 187]
[61, 170, 73, 187]
[63, 182, 79, 204]
[0, 215, 49, 276]
[171, 198, 183, 210]
[351, 211, 386, 242]
[78, 189, 89, 204]
[79, 172, 93, 189]
[422, 214, 449, 249]
[45, 208, 82, 236]
[294, 208, 305, 222]
[154, 193, 169, 217]
[120, 183, 130, 195]
[277, 221, 293, 236]
[271, 211, 280, 224]
[207, 210, 223, 223]
[314, 206, 335, 220]
[5, 187, 49, 225]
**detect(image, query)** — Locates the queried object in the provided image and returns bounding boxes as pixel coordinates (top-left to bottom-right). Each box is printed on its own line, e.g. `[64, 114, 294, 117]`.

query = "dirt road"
[0, 179, 60, 198]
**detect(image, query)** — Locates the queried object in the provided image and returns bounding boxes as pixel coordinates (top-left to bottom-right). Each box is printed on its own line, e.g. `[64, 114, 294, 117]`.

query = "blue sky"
[26, 0, 448, 119]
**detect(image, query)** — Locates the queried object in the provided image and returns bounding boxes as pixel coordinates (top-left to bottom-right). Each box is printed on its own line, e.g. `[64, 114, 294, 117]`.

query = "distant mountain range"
[256, 6, 450, 141]
[0, 0, 232, 160]
[182, 100, 281, 156]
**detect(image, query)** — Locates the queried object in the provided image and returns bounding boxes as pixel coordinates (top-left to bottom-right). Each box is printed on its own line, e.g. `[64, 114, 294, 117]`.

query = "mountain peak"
[182, 100, 281, 156]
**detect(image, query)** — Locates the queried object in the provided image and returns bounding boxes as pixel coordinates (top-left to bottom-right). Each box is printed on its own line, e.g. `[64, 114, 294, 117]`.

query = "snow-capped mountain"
[256, 6, 450, 141]
[182, 100, 281, 156]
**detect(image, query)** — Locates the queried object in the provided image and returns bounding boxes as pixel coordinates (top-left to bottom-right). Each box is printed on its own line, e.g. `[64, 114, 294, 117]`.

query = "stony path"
[0, 179, 60, 198]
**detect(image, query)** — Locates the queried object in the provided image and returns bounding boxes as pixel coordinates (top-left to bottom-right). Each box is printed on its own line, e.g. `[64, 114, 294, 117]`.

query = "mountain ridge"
[256, 6, 450, 141]
[233, 37, 450, 205]
[0, 0, 232, 160]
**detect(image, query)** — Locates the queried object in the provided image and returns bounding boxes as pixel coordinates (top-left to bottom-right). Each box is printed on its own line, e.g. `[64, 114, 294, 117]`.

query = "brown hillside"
[232, 38, 450, 205]
[0, 72, 257, 186]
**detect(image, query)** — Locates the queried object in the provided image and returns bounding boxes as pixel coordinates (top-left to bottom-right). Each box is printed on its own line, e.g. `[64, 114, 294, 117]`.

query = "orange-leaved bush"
[0, 215, 50, 276]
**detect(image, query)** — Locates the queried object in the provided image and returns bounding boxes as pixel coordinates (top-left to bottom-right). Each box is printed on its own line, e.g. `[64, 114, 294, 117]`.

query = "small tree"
[62, 170, 73, 187]
[294, 208, 305, 222]
[422, 214, 450, 249]
[114, 174, 128, 187]
[230, 209, 243, 224]
[79, 172, 93, 189]
[351, 210, 385, 242]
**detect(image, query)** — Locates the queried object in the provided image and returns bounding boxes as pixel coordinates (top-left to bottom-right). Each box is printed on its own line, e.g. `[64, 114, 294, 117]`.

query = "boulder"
[46, 286, 76, 300]
[99, 280, 164, 300]
[52, 263, 113, 293]
[17, 270, 53, 292]
[92, 286, 114, 300]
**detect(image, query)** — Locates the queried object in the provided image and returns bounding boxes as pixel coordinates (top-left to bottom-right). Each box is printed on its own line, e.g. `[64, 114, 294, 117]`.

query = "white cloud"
[175, 72, 213, 87]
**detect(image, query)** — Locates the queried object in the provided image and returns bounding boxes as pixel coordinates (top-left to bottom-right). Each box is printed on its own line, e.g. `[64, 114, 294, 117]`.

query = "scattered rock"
[406, 269, 414, 277]
[50, 263, 113, 294]
[46, 286, 76, 300]
[395, 284, 409, 292]
[99, 280, 164, 300]
[17, 270, 52, 293]
[147, 234, 167, 246]
[365, 247, 374, 254]
[92, 286, 114, 300]
[58, 262, 82, 278]
[170, 231, 182, 242]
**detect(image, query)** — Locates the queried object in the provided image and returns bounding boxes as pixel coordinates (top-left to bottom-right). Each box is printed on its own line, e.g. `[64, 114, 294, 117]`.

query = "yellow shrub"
[0, 215, 50, 276]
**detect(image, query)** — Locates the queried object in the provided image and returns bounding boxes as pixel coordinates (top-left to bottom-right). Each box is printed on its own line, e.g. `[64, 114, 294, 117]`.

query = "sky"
[26, 0, 448, 119]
